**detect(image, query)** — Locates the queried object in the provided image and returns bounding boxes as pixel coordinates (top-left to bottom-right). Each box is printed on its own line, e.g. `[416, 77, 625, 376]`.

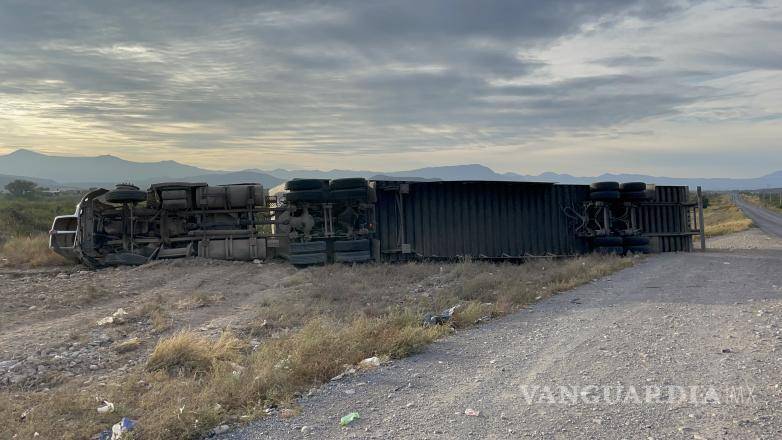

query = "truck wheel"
[590, 181, 620, 191]
[105, 185, 147, 204]
[592, 236, 623, 247]
[290, 241, 327, 254]
[286, 189, 327, 202]
[285, 179, 329, 191]
[621, 190, 652, 201]
[334, 250, 371, 263]
[289, 252, 327, 266]
[619, 182, 646, 192]
[330, 178, 368, 190]
[622, 236, 650, 246]
[334, 239, 370, 252]
[590, 190, 621, 201]
[331, 188, 371, 202]
[594, 246, 625, 255]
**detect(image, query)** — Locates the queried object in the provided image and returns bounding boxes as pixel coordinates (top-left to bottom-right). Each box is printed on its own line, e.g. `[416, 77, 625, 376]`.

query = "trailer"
[49, 179, 702, 267]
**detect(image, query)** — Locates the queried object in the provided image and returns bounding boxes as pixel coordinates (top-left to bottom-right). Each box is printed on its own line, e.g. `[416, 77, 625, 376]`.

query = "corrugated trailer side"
[373, 180, 592, 260]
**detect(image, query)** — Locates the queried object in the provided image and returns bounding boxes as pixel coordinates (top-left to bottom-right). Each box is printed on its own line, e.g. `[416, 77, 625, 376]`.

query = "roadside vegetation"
[701, 193, 753, 237]
[744, 191, 782, 213]
[0, 255, 632, 439]
[0, 179, 81, 267]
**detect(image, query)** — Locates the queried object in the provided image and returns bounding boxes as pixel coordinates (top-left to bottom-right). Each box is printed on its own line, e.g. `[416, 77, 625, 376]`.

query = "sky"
[0, 0, 780, 177]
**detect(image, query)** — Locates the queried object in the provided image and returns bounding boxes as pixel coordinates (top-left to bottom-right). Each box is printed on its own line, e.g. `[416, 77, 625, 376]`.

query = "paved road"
[734, 195, 782, 238]
[222, 244, 782, 439]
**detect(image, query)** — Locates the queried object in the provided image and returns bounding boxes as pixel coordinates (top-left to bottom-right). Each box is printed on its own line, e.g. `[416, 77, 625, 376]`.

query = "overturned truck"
[49, 179, 701, 267]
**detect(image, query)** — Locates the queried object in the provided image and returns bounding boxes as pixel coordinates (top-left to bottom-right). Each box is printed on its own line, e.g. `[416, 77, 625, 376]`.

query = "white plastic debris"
[110, 417, 136, 439]
[464, 408, 481, 417]
[97, 400, 115, 414]
[358, 356, 381, 369]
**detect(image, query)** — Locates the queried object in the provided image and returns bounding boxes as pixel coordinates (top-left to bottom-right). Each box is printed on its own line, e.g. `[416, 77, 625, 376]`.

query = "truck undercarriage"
[50, 179, 700, 267]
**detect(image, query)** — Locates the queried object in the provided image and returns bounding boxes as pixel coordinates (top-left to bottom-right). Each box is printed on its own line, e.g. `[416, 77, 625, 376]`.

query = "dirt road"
[734, 195, 782, 238]
[222, 235, 782, 439]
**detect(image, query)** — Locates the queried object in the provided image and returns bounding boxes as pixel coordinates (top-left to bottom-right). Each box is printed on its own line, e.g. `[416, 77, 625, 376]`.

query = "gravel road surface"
[734, 196, 782, 238]
[222, 236, 782, 439]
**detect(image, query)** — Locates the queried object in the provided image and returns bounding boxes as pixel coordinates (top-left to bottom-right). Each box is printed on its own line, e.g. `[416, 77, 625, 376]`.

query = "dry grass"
[0, 234, 69, 268]
[1, 255, 631, 440]
[702, 194, 753, 237]
[114, 337, 142, 353]
[133, 295, 173, 333]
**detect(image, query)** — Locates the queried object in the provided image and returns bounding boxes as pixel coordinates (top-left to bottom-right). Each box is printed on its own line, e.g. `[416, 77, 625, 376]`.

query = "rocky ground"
[0, 259, 297, 389]
[708, 228, 782, 251]
[220, 228, 782, 440]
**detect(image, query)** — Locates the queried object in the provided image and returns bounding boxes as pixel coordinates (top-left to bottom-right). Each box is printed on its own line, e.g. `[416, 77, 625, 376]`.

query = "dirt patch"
[0, 255, 631, 439]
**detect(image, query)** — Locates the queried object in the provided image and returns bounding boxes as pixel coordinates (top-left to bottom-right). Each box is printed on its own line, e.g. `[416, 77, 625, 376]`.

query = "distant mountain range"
[1, 148, 781, 191]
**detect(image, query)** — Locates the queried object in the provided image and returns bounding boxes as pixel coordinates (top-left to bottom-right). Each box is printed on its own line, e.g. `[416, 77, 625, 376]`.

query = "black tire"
[592, 236, 623, 247]
[331, 187, 371, 202]
[334, 239, 370, 252]
[594, 246, 625, 255]
[290, 241, 327, 254]
[621, 190, 652, 201]
[330, 178, 368, 190]
[289, 252, 327, 266]
[590, 190, 621, 201]
[590, 181, 620, 191]
[286, 189, 327, 202]
[334, 250, 371, 263]
[285, 179, 329, 191]
[622, 236, 650, 246]
[619, 182, 646, 192]
[105, 188, 147, 204]
[625, 245, 651, 254]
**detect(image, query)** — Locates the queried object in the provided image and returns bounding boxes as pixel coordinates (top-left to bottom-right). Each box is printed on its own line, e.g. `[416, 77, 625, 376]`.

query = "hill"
[3, 149, 782, 190]
[0, 149, 212, 183]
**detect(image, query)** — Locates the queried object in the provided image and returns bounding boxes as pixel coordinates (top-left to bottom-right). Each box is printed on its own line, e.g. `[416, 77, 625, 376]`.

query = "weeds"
[701, 193, 753, 237]
[0, 234, 68, 268]
[146, 331, 218, 375]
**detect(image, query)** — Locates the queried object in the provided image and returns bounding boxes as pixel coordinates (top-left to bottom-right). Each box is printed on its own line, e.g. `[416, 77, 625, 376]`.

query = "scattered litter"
[464, 408, 481, 417]
[344, 389, 356, 395]
[424, 305, 460, 325]
[97, 308, 129, 326]
[212, 424, 230, 435]
[98, 431, 112, 440]
[358, 356, 381, 369]
[722, 348, 733, 353]
[97, 400, 115, 414]
[723, 262, 731, 265]
[110, 417, 136, 439]
[340, 412, 360, 427]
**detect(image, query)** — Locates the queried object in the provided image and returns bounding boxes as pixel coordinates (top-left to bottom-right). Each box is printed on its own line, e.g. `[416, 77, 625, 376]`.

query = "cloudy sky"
[0, 0, 780, 177]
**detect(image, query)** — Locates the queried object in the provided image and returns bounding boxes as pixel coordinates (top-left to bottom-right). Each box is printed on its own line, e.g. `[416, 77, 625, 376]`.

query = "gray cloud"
[0, 0, 780, 174]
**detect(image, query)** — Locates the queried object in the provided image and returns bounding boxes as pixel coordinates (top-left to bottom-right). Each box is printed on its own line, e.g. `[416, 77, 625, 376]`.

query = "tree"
[5, 179, 39, 198]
